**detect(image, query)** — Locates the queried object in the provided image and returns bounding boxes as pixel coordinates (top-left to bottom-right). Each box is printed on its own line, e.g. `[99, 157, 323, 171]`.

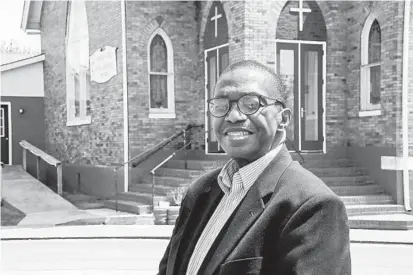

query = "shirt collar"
[217, 143, 283, 194]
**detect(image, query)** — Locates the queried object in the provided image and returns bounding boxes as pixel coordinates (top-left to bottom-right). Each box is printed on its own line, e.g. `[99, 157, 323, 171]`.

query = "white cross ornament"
[290, 0, 312, 32]
[211, 6, 222, 38]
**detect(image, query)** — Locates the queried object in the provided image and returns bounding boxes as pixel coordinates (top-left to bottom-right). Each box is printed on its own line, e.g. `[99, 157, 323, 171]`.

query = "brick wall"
[40, 1, 408, 166]
[126, 1, 247, 155]
[126, 1, 202, 156]
[41, 1, 124, 166]
[346, 1, 404, 149]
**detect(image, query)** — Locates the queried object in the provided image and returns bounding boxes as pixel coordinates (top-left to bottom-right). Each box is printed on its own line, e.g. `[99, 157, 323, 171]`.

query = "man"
[158, 60, 351, 275]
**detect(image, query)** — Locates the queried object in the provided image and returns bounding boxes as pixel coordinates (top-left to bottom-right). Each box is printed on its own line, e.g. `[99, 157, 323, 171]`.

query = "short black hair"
[219, 60, 287, 103]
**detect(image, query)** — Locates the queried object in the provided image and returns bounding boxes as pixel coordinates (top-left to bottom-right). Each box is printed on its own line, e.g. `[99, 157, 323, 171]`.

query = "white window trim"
[147, 28, 175, 119]
[65, 0, 91, 126]
[358, 109, 381, 117]
[360, 15, 381, 112]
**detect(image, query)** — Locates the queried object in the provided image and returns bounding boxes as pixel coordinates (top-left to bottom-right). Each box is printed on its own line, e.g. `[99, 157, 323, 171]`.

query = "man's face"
[212, 67, 281, 163]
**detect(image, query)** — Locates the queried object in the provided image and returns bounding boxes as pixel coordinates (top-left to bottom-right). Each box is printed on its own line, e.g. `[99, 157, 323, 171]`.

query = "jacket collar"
[202, 145, 293, 275]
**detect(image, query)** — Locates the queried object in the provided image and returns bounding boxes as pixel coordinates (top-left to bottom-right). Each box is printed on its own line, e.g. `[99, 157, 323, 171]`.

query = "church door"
[276, 0, 327, 152]
[204, 1, 229, 154]
[1, 103, 11, 164]
[277, 42, 325, 152]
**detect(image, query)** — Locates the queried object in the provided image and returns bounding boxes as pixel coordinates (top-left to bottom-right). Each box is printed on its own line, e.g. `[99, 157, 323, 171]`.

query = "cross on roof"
[290, 0, 312, 32]
[211, 6, 222, 38]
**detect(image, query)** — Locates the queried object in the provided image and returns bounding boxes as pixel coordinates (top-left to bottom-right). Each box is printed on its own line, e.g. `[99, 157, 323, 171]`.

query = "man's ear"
[277, 108, 291, 128]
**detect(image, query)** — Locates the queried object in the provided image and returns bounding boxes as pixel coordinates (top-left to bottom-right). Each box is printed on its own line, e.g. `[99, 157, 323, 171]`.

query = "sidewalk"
[1, 224, 413, 244]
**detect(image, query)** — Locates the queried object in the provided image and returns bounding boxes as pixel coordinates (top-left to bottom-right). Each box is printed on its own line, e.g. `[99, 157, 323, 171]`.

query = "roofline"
[1, 54, 45, 72]
[21, 0, 43, 33]
[20, 0, 31, 31]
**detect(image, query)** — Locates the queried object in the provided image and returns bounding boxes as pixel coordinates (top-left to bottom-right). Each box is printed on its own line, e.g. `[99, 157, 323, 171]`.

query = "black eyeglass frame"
[207, 93, 285, 118]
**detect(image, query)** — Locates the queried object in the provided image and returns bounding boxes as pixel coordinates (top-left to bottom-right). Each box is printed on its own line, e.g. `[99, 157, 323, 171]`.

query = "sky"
[0, 0, 41, 50]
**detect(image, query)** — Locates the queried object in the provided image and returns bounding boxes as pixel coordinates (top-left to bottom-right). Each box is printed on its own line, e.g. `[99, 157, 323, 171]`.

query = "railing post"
[22, 148, 27, 171]
[57, 164, 63, 195]
[183, 129, 188, 169]
[36, 156, 40, 180]
[114, 168, 118, 212]
[151, 171, 155, 212]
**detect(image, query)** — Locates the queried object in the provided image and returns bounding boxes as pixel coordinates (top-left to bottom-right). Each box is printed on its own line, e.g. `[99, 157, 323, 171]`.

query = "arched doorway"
[276, 0, 327, 152]
[204, 1, 229, 154]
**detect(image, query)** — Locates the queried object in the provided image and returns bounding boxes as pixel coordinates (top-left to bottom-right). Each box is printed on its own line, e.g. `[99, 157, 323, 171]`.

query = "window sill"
[149, 112, 176, 119]
[358, 110, 381, 117]
[67, 116, 92, 126]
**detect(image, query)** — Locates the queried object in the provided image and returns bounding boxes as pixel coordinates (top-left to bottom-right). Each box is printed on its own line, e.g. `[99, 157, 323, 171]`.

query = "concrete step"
[114, 192, 167, 206]
[340, 194, 394, 205]
[165, 159, 228, 171]
[166, 158, 356, 170]
[345, 204, 405, 216]
[129, 183, 187, 196]
[155, 167, 204, 179]
[330, 185, 384, 196]
[309, 167, 366, 177]
[349, 214, 413, 230]
[141, 174, 193, 187]
[301, 158, 355, 168]
[103, 200, 151, 215]
[321, 176, 373, 186]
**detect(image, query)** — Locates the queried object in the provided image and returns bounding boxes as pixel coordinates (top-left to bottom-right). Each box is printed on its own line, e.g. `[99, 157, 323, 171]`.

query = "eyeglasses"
[207, 94, 285, 118]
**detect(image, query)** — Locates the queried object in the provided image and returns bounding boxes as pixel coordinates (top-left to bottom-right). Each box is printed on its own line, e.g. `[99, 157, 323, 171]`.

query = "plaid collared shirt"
[186, 144, 283, 275]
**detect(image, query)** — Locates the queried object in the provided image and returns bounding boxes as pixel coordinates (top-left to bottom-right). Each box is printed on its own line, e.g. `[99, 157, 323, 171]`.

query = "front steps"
[107, 153, 412, 230]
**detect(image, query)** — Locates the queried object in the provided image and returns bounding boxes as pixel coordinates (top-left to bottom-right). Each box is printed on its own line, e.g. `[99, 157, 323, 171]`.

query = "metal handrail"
[131, 123, 203, 168]
[112, 124, 202, 211]
[150, 141, 192, 210]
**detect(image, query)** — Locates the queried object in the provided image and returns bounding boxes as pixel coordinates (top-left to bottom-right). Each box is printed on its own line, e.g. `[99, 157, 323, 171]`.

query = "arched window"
[360, 18, 381, 115]
[148, 28, 175, 118]
[66, 0, 91, 125]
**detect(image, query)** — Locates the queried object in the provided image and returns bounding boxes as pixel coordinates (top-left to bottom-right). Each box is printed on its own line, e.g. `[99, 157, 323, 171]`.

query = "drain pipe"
[402, 0, 411, 211]
[121, 0, 129, 192]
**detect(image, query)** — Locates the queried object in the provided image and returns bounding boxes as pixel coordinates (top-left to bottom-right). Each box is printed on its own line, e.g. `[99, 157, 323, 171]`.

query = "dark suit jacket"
[158, 145, 351, 275]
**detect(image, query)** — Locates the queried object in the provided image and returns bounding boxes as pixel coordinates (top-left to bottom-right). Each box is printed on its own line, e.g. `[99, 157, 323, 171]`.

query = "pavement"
[1, 224, 413, 245]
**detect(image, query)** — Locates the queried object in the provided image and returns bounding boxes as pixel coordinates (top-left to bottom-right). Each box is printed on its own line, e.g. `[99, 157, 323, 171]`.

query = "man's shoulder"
[280, 161, 338, 200]
[185, 167, 222, 197]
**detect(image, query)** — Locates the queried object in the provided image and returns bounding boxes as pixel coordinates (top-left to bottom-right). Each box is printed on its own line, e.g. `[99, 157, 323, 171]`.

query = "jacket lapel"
[202, 145, 293, 275]
[168, 172, 224, 275]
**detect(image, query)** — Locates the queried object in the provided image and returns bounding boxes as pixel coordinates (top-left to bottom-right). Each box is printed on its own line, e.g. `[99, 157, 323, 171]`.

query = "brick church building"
[21, 0, 413, 226]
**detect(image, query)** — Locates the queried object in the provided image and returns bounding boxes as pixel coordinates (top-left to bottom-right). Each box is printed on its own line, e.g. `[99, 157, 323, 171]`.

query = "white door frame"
[275, 39, 327, 153]
[204, 43, 229, 155]
[1, 101, 12, 164]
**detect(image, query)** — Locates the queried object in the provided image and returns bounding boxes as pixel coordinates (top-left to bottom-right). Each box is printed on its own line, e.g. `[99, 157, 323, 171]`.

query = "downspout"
[402, 0, 411, 211]
[121, 0, 129, 192]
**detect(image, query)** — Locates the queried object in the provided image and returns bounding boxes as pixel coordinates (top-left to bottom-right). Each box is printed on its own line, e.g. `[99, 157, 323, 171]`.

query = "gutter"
[402, 0, 411, 211]
[121, 0, 129, 192]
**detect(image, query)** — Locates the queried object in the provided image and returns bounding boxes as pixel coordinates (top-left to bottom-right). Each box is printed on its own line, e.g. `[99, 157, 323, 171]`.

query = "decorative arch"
[203, 1, 229, 49]
[66, 0, 91, 125]
[276, 1, 327, 41]
[200, 1, 232, 49]
[263, 1, 330, 40]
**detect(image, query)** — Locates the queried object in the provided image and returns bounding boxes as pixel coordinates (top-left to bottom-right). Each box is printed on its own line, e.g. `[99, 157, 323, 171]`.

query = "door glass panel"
[208, 55, 217, 144]
[278, 49, 295, 143]
[0, 108, 4, 137]
[303, 50, 319, 141]
[220, 52, 229, 74]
